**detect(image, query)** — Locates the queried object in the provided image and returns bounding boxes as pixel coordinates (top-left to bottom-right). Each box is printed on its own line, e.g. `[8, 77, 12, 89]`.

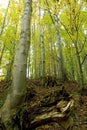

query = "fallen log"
[28, 99, 74, 130]
[20, 87, 74, 130]
[11, 87, 74, 130]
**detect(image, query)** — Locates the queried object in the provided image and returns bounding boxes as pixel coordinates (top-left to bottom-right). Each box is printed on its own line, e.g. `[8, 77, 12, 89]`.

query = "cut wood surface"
[23, 86, 74, 130]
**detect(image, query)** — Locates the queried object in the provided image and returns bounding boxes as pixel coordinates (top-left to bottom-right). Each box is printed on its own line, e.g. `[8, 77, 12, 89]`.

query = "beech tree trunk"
[41, 28, 45, 79]
[74, 43, 84, 88]
[0, 0, 32, 129]
[33, 22, 37, 78]
[54, 15, 67, 81]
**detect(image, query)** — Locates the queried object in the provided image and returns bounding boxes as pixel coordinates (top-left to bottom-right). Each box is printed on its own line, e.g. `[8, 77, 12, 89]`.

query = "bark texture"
[0, 0, 32, 128]
[11, 87, 74, 130]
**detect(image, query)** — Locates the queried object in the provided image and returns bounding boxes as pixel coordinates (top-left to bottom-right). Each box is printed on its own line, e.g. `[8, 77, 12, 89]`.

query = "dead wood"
[21, 87, 74, 130]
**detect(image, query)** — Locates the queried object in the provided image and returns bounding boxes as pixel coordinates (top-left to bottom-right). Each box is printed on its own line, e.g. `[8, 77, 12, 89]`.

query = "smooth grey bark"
[27, 51, 30, 78]
[0, 0, 32, 127]
[53, 44, 58, 77]
[41, 28, 45, 77]
[50, 40, 57, 77]
[74, 42, 84, 88]
[41, 28, 45, 86]
[33, 22, 37, 78]
[55, 20, 67, 80]
[38, 0, 43, 78]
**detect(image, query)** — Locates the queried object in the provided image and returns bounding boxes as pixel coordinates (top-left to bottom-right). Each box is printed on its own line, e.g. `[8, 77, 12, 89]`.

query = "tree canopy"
[0, 0, 87, 86]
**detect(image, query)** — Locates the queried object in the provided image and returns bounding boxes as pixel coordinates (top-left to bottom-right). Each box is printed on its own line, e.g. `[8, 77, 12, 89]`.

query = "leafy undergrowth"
[0, 79, 87, 130]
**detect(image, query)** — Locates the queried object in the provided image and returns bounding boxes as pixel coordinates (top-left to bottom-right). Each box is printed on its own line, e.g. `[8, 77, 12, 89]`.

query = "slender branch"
[45, 0, 75, 44]
[0, 44, 5, 65]
[45, 0, 55, 24]
[81, 54, 87, 66]
[50, 53, 60, 62]
[57, 17, 74, 42]
[78, 36, 86, 54]
[0, 0, 10, 36]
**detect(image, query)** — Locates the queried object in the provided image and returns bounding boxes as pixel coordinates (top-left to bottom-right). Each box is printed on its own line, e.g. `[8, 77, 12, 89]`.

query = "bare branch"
[78, 36, 87, 54]
[0, 0, 10, 36]
[45, 0, 55, 24]
[81, 54, 87, 66]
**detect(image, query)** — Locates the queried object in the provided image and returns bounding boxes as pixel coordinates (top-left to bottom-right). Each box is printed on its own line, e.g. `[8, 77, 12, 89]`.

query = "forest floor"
[0, 79, 87, 130]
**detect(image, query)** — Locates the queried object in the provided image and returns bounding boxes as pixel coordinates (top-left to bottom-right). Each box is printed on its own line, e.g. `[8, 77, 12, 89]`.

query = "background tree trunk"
[41, 28, 45, 86]
[33, 22, 37, 78]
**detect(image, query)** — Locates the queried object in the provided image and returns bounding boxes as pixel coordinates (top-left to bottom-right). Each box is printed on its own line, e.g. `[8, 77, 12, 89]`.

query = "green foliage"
[0, 0, 87, 84]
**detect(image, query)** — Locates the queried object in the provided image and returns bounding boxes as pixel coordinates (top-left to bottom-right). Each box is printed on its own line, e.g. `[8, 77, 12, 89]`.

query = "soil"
[0, 79, 87, 130]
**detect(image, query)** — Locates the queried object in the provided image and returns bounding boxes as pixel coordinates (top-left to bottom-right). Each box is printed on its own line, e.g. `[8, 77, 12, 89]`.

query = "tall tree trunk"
[74, 43, 84, 88]
[0, 0, 32, 128]
[69, 0, 84, 88]
[38, 0, 42, 78]
[55, 19, 67, 81]
[27, 51, 30, 78]
[33, 22, 37, 78]
[41, 28, 45, 86]
[53, 44, 58, 77]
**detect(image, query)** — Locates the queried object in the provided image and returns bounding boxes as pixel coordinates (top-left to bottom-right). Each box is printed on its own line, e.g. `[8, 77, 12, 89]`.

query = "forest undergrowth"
[0, 79, 87, 130]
